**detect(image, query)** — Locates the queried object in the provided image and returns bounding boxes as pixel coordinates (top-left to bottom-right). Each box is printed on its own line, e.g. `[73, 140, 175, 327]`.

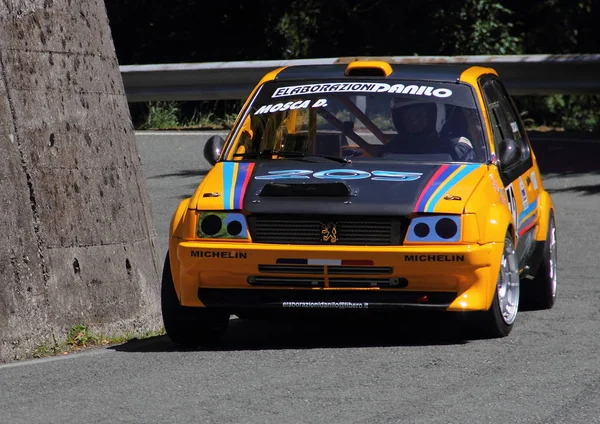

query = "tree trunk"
[0, 0, 161, 362]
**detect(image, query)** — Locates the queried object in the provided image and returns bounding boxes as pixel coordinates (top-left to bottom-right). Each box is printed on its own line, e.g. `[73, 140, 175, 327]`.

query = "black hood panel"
[243, 161, 441, 216]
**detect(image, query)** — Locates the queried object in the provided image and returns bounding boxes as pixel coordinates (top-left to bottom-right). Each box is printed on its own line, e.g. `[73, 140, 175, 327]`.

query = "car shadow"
[545, 184, 600, 196]
[148, 169, 210, 179]
[110, 311, 483, 354]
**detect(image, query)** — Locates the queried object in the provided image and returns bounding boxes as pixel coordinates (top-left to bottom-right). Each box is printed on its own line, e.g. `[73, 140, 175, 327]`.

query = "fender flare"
[534, 190, 555, 242]
[168, 197, 192, 300]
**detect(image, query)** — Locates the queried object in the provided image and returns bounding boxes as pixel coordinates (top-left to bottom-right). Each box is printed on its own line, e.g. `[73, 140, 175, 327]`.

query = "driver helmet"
[391, 99, 446, 135]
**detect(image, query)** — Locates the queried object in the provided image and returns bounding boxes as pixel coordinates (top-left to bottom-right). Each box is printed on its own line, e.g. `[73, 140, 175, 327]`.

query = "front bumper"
[171, 241, 503, 312]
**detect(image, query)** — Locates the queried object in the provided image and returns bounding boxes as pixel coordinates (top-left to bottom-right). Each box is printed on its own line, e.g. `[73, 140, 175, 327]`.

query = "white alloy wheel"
[497, 236, 520, 325]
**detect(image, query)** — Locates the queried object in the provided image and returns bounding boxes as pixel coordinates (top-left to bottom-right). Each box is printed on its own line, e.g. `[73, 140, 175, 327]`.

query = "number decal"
[254, 170, 312, 180]
[372, 171, 423, 182]
[254, 169, 423, 182]
[313, 169, 371, 180]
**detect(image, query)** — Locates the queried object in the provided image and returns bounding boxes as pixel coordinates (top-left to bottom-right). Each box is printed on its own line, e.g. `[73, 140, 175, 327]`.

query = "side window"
[493, 81, 530, 162]
[482, 79, 530, 166]
[481, 77, 533, 184]
[482, 82, 504, 145]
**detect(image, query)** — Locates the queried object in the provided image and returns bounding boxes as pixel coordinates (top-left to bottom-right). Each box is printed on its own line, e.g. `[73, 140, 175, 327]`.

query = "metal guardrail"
[120, 54, 600, 102]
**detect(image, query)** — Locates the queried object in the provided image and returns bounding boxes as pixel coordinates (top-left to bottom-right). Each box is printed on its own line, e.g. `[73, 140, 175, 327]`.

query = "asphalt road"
[0, 131, 599, 424]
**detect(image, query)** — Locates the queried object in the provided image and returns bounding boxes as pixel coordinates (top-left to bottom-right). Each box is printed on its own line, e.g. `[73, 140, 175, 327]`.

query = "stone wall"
[0, 0, 161, 362]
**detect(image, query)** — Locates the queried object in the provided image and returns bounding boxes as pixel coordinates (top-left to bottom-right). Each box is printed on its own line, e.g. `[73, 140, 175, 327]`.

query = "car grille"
[252, 265, 399, 288]
[248, 215, 407, 245]
[328, 277, 408, 288]
[328, 266, 392, 275]
[248, 276, 325, 288]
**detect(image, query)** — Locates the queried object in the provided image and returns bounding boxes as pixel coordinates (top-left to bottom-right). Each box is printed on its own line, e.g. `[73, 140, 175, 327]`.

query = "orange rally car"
[161, 60, 557, 346]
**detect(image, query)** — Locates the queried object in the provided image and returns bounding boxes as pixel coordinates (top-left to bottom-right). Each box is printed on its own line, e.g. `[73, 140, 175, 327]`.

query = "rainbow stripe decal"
[518, 198, 538, 236]
[414, 164, 480, 213]
[221, 162, 255, 210]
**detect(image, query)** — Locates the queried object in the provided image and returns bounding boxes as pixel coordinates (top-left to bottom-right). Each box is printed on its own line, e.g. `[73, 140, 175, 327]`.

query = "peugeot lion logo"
[320, 222, 338, 244]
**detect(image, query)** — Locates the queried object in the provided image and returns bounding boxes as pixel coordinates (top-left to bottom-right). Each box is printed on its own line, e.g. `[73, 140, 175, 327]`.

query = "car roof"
[274, 63, 477, 84]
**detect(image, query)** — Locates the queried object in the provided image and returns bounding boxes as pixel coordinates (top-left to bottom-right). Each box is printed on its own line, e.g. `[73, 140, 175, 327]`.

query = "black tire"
[522, 213, 557, 310]
[161, 253, 229, 347]
[468, 232, 520, 338]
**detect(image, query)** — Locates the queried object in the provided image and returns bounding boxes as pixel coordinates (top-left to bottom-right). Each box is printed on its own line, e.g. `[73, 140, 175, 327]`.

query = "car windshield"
[224, 80, 488, 163]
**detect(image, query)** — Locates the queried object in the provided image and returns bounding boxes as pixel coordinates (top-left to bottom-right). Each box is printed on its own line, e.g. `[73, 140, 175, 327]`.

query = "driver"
[380, 100, 475, 161]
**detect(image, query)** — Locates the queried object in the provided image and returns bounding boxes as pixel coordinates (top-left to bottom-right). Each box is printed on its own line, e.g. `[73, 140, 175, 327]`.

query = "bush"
[514, 95, 600, 132]
[140, 101, 181, 130]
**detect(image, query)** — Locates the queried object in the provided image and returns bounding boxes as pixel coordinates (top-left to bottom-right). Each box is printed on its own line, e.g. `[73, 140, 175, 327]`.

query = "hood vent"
[259, 182, 351, 197]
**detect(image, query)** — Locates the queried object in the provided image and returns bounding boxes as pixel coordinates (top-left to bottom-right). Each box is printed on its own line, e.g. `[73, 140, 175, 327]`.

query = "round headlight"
[414, 222, 430, 238]
[435, 218, 458, 239]
[201, 214, 222, 236]
[227, 220, 243, 236]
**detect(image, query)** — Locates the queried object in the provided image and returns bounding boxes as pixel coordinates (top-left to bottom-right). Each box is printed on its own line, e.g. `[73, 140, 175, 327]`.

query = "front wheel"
[469, 232, 520, 338]
[161, 253, 229, 347]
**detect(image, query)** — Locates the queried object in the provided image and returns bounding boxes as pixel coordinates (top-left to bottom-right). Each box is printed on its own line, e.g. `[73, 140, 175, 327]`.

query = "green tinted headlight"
[197, 212, 249, 239]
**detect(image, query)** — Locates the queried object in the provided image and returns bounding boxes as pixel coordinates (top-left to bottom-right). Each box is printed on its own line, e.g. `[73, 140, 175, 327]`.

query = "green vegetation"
[434, 1, 522, 55]
[28, 325, 165, 359]
[109, 1, 599, 133]
[544, 95, 600, 132]
[183, 110, 238, 130]
[138, 101, 238, 130]
[67, 324, 100, 347]
[140, 101, 180, 130]
[106, 0, 598, 63]
[515, 95, 600, 132]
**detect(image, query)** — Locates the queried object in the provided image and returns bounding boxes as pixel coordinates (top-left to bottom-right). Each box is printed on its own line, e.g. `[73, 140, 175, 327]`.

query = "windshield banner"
[272, 82, 453, 99]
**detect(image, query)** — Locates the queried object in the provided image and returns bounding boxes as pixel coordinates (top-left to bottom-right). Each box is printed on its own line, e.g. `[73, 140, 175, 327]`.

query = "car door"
[481, 77, 542, 267]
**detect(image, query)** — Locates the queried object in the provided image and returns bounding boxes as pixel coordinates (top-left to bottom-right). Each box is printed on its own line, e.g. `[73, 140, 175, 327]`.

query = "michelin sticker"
[254, 98, 327, 115]
[272, 82, 453, 99]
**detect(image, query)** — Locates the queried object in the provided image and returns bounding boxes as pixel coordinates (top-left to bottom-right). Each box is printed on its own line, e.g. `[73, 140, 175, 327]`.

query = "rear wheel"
[471, 232, 520, 338]
[161, 253, 229, 347]
[522, 214, 557, 310]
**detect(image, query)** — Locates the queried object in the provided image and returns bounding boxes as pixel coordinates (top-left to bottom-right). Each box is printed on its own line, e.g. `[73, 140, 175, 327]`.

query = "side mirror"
[498, 137, 520, 168]
[203, 135, 225, 166]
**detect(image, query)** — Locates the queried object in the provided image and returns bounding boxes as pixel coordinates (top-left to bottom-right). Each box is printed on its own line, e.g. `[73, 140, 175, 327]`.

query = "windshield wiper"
[234, 149, 351, 164]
